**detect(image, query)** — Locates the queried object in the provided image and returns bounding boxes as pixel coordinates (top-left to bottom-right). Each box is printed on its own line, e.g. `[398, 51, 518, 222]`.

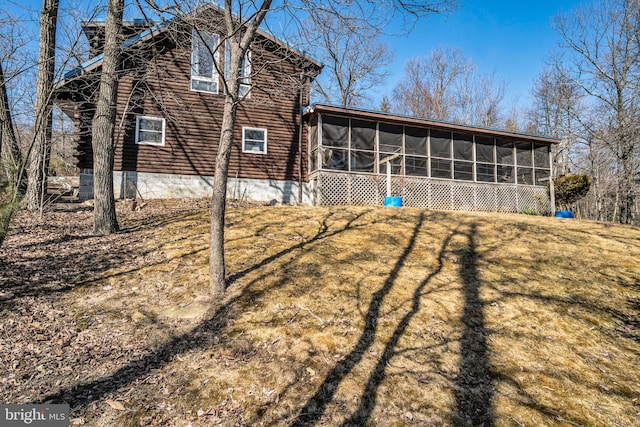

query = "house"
[54, 5, 323, 204]
[55, 6, 560, 213]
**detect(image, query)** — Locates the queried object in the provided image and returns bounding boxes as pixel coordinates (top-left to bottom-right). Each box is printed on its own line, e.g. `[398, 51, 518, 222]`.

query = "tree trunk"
[91, 0, 123, 235]
[0, 61, 23, 197]
[24, 0, 59, 212]
[210, 97, 237, 294]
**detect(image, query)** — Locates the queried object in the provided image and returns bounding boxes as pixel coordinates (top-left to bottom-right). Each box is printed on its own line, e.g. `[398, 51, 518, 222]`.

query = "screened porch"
[306, 105, 558, 213]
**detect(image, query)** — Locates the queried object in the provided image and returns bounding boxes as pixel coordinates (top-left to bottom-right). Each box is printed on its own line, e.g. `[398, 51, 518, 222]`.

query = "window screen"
[191, 31, 219, 93]
[534, 144, 550, 168]
[405, 127, 428, 156]
[242, 127, 267, 153]
[350, 150, 375, 172]
[516, 142, 533, 166]
[535, 168, 550, 185]
[430, 130, 451, 158]
[135, 116, 165, 146]
[380, 157, 402, 175]
[454, 161, 473, 181]
[431, 158, 452, 178]
[497, 164, 514, 183]
[379, 122, 403, 154]
[322, 147, 348, 170]
[351, 119, 376, 151]
[496, 139, 514, 164]
[453, 133, 473, 160]
[477, 163, 495, 182]
[405, 156, 427, 176]
[476, 137, 494, 163]
[322, 115, 349, 148]
[517, 167, 534, 185]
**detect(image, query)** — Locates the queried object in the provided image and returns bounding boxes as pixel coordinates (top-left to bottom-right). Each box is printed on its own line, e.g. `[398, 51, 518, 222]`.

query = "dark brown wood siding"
[75, 30, 312, 182]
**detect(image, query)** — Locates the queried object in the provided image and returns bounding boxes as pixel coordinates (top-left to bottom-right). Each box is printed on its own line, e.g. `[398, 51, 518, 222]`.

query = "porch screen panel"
[496, 139, 514, 165]
[351, 150, 375, 172]
[322, 115, 348, 148]
[477, 163, 495, 182]
[322, 147, 348, 170]
[454, 161, 473, 181]
[476, 136, 495, 163]
[535, 168, 550, 185]
[379, 123, 403, 154]
[431, 158, 452, 179]
[430, 130, 451, 158]
[351, 119, 376, 151]
[516, 142, 533, 166]
[405, 127, 428, 156]
[453, 133, 473, 160]
[534, 144, 551, 185]
[381, 157, 402, 175]
[534, 144, 550, 168]
[518, 167, 534, 185]
[497, 165, 515, 183]
[309, 116, 318, 172]
[496, 139, 515, 183]
[405, 156, 427, 176]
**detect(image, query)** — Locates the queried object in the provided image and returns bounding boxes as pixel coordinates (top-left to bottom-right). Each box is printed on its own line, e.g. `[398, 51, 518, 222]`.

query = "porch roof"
[305, 104, 561, 145]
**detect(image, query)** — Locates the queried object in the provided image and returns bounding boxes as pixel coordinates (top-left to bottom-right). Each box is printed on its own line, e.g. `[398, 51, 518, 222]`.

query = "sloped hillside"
[1, 200, 638, 426]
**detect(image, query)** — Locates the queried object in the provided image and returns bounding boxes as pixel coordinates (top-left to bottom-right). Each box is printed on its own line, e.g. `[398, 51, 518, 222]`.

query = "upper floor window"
[225, 41, 252, 97]
[135, 115, 165, 146]
[191, 30, 220, 93]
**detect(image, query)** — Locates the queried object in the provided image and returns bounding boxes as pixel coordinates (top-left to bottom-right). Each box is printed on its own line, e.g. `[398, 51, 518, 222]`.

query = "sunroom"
[305, 104, 559, 213]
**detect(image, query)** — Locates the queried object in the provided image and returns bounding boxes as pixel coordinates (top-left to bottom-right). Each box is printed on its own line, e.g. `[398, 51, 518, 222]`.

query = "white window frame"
[225, 41, 252, 98]
[242, 126, 267, 154]
[191, 30, 220, 94]
[135, 115, 165, 146]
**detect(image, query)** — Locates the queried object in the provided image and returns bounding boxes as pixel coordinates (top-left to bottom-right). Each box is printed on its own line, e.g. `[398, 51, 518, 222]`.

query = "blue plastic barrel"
[384, 196, 403, 207]
[555, 210, 574, 218]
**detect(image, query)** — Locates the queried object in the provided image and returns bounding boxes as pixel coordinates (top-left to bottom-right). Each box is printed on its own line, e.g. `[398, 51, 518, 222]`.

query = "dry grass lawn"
[1, 200, 639, 426]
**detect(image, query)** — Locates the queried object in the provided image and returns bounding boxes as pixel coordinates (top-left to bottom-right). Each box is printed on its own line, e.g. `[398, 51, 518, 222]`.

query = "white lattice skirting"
[311, 171, 550, 213]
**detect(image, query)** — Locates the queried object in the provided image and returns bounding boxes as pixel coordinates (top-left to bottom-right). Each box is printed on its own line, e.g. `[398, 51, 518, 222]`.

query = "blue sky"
[5, 0, 587, 109]
[380, 0, 587, 107]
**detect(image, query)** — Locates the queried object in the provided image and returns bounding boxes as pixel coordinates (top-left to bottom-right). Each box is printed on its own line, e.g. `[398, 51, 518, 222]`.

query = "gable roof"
[56, 4, 322, 88]
[306, 104, 561, 145]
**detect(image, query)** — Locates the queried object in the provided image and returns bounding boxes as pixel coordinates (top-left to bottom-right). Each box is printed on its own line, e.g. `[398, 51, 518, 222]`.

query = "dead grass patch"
[1, 201, 639, 426]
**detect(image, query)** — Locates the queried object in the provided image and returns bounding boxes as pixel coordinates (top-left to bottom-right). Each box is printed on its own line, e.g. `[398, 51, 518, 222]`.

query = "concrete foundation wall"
[79, 169, 312, 205]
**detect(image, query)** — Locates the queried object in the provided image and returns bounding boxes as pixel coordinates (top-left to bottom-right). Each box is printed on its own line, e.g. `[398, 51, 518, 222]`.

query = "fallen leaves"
[104, 399, 125, 411]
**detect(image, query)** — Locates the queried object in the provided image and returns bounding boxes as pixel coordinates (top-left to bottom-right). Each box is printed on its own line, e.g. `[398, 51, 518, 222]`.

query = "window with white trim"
[135, 115, 165, 146]
[242, 127, 267, 153]
[191, 30, 220, 93]
[225, 41, 252, 97]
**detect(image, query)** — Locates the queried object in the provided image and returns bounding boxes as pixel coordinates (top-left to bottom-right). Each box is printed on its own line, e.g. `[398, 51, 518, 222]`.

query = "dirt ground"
[1, 200, 639, 426]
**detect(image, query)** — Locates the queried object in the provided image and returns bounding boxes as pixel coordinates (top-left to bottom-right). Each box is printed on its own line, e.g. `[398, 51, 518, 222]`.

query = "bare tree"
[132, 0, 458, 295]
[392, 47, 504, 126]
[91, 0, 124, 235]
[528, 66, 584, 175]
[24, 0, 60, 212]
[0, 62, 22, 196]
[552, 0, 640, 224]
[301, 11, 392, 107]
[0, 11, 29, 196]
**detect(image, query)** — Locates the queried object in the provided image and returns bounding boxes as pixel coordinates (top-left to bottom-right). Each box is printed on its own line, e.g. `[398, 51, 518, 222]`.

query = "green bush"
[552, 174, 592, 210]
[521, 207, 539, 216]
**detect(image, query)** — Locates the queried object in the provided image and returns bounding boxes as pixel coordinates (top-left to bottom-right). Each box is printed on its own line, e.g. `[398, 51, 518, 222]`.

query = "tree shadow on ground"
[452, 222, 494, 426]
[291, 220, 495, 426]
[31, 209, 375, 415]
[289, 212, 426, 425]
[336, 216, 454, 426]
